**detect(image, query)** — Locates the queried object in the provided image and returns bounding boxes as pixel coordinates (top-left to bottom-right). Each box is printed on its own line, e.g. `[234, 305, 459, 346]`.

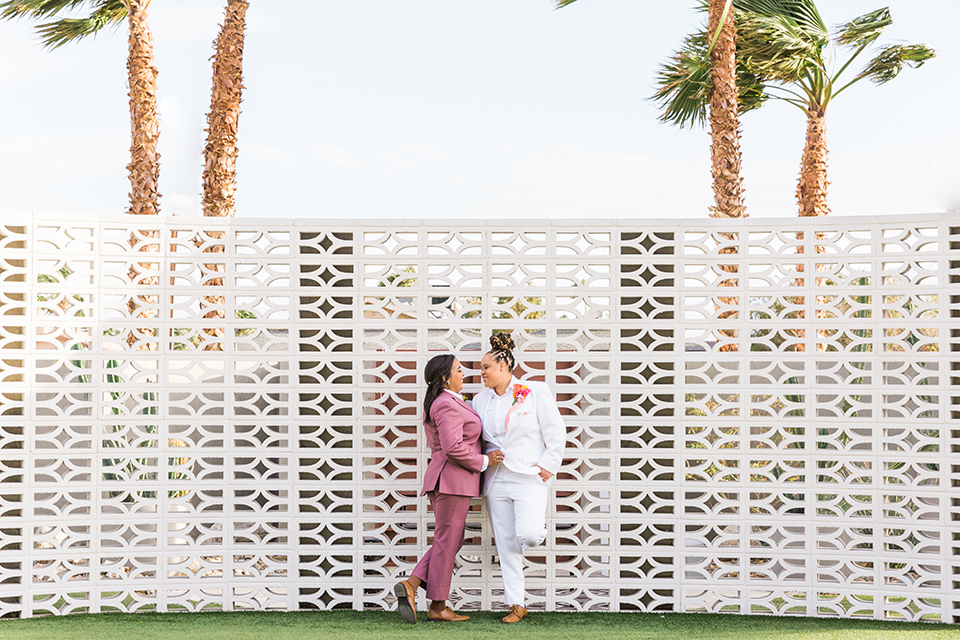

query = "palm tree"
[202, 0, 250, 218]
[657, 1, 935, 216]
[704, 0, 746, 219]
[198, 0, 250, 353]
[0, 0, 161, 216]
[559, 0, 747, 218]
[738, 1, 934, 216]
[2, 0, 162, 350]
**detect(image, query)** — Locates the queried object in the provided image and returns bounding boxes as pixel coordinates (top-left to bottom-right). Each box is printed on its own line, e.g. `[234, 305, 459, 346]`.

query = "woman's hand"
[487, 450, 504, 466]
[536, 466, 553, 482]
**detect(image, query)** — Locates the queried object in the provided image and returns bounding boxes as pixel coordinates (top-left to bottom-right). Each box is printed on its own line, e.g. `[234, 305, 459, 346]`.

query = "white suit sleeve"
[534, 383, 566, 474]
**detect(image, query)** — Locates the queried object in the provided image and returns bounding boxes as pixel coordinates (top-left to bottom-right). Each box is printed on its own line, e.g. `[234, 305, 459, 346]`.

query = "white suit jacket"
[473, 378, 566, 496]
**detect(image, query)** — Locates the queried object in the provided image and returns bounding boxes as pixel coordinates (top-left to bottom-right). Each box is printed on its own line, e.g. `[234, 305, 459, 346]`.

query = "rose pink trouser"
[411, 491, 472, 601]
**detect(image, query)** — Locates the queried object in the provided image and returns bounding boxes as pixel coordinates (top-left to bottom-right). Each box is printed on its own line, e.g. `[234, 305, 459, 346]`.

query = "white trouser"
[485, 466, 551, 606]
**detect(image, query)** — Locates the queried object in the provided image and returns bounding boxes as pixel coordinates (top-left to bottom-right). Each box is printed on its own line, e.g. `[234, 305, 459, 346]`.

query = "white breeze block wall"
[0, 213, 956, 622]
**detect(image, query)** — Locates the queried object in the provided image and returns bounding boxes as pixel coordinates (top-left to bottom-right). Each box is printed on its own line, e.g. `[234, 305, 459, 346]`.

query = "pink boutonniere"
[505, 384, 531, 431]
[511, 384, 531, 406]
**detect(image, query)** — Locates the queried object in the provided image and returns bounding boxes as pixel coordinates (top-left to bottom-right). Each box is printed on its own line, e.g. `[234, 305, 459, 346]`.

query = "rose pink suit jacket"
[411, 392, 485, 600]
[422, 393, 485, 497]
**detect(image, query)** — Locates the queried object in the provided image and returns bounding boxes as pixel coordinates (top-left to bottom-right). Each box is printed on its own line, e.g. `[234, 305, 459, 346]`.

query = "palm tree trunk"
[791, 109, 830, 353]
[796, 108, 829, 217]
[125, 0, 160, 216]
[202, 0, 249, 218]
[707, 0, 746, 219]
[122, 0, 161, 349]
[199, 0, 249, 350]
[707, 1, 743, 352]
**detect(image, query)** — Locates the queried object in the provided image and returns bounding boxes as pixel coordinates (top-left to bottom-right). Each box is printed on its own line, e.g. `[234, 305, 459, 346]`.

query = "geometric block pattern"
[0, 212, 956, 623]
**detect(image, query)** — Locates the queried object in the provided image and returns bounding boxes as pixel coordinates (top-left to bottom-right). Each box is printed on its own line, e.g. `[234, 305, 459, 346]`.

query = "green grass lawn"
[1, 611, 958, 640]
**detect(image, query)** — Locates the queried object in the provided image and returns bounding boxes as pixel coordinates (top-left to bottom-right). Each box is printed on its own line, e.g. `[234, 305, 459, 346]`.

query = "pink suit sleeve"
[431, 399, 485, 473]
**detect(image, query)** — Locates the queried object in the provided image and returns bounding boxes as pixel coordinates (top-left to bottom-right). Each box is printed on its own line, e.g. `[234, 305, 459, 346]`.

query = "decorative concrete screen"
[0, 213, 957, 622]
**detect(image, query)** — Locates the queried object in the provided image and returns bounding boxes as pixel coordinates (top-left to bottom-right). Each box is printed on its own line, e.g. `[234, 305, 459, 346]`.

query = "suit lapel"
[455, 393, 481, 420]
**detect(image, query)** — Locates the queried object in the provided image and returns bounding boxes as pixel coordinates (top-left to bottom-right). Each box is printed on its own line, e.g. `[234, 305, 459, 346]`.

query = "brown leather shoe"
[502, 605, 527, 624]
[393, 580, 417, 624]
[426, 606, 469, 622]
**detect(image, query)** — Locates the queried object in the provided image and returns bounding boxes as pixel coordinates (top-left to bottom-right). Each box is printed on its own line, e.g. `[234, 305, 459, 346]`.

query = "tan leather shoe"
[393, 580, 417, 624]
[426, 606, 470, 622]
[502, 605, 527, 624]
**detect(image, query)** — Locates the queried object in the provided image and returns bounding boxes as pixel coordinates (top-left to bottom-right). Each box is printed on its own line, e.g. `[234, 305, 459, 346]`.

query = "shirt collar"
[494, 376, 522, 398]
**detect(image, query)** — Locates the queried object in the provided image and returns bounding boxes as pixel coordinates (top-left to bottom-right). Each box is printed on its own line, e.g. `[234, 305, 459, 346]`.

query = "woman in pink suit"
[395, 354, 504, 624]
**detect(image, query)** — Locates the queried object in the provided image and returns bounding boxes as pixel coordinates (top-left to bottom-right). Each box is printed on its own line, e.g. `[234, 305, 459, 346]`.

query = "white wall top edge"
[2, 211, 954, 228]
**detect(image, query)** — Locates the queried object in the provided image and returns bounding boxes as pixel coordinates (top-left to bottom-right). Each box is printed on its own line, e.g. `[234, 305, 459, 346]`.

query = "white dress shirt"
[481, 380, 516, 447]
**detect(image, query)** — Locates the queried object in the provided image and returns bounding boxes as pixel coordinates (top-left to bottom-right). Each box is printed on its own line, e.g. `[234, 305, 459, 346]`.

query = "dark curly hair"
[487, 332, 516, 371]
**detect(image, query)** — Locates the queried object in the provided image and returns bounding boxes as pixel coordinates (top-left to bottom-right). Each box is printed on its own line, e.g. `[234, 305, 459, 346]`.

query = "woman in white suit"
[472, 333, 566, 624]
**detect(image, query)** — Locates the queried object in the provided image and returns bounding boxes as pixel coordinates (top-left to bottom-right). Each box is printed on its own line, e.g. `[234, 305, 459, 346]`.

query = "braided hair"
[487, 332, 516, 371]
[423, 354, 457, 422]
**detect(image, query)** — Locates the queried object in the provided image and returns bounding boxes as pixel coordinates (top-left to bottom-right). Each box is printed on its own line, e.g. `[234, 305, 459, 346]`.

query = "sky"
[0, 0, 958, 221]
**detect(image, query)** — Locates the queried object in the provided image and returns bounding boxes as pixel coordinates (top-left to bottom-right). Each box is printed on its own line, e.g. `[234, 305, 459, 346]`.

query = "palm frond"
[735, 12, 824, 82]
[1, 0, 126, 47]
[0, 0, 87, 20]
[736, 66, 769, 114]
[553, 0, 580, 7]
[36, 9, 123, 47]
[835, 7, 891, 49]
[37, 0, 125, 47]
[856, 43, 935, 84]
[733, 0, 827, 36]
[652, 32, 712, 129]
